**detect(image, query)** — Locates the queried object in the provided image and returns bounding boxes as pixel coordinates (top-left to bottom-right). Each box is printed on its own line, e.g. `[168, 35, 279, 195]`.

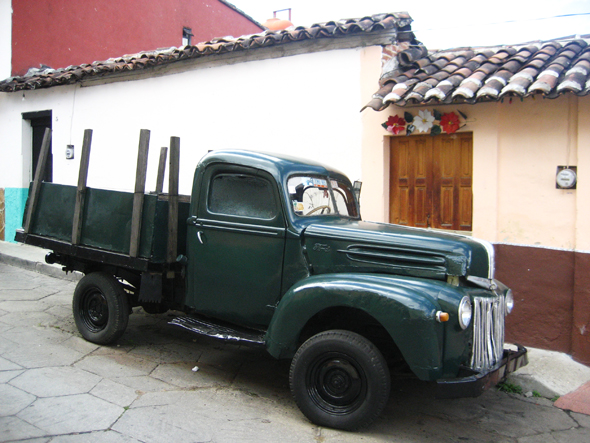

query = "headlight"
[458, 296, 472, 330]
[505, 290, 514, 314]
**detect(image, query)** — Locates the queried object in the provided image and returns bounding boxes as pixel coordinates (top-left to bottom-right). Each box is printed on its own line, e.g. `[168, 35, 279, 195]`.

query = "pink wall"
[12, 0, 262, 76]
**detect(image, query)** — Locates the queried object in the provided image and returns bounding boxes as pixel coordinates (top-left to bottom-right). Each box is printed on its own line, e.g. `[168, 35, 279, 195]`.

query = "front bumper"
[436, 345, 528, 399]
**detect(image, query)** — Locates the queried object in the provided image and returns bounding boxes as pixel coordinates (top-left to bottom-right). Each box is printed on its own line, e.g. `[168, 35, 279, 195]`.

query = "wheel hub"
[310, 356, 365, 413]
[81, 289, 108, 332]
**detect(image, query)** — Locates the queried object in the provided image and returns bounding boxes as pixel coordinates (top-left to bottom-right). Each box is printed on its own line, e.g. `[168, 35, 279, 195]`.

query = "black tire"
[73, 272, 129, 345]
[289, 330, 390, 431]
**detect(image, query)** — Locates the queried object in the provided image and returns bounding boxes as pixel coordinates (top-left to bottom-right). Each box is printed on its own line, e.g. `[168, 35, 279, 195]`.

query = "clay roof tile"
[0, 12, 411, 92]
[366, 36, 590, 109]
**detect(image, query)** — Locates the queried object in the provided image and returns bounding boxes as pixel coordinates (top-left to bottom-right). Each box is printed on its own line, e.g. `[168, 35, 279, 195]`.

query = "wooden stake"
[23, 127, 52, 233]
[72, 129, 93, 245]
[155, 147, 168, 194]
[129, 129, 150, 257]
[167, 137, 180, 264]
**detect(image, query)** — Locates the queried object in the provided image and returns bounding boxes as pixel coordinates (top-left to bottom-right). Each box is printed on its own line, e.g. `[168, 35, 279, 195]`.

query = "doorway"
[389, 133, 473, 231]
[22, 110, 52, 182]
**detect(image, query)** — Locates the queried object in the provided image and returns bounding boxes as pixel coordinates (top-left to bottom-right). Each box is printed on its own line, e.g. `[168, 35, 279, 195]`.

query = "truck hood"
[302, 220, 494, 280]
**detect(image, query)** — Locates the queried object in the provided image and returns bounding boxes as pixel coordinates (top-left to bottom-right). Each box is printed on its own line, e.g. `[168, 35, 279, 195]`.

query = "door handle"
[427, 214, 431, 228]
[197, 231, 204, 244]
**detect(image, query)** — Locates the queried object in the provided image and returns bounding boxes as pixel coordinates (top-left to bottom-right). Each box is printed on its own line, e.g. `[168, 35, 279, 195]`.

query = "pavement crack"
[38, 289, 62, 301]
[108, 408, 130, 432]
[566, 410, 582, 428]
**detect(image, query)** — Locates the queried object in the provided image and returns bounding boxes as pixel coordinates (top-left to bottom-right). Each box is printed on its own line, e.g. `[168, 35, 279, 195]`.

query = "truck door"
[186, 164, 286, 329]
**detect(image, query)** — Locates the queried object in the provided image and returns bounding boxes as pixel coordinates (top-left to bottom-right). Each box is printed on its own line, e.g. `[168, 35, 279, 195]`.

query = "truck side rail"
[15, 231, 155, 272]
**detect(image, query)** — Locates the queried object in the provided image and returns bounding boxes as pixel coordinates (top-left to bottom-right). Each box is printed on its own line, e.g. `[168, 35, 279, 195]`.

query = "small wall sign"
[556, 166, 577, 189]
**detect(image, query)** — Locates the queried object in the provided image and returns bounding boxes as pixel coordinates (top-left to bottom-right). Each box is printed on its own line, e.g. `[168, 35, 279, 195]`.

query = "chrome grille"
[470, 296, 506, 371]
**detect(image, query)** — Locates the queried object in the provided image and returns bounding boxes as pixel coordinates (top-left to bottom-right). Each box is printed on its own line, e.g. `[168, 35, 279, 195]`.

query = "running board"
[169, 316, 266, 347]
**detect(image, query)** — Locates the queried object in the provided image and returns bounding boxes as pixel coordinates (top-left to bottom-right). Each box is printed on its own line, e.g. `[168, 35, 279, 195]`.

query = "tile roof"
[363, 36, 590, 111]
[0, 12, 414, 93]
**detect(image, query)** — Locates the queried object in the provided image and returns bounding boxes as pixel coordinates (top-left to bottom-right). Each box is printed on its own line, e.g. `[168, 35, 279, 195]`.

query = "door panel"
[188, 220, 285, 328]
[186, 166, 286, 329]
[390, 133, 473, 231]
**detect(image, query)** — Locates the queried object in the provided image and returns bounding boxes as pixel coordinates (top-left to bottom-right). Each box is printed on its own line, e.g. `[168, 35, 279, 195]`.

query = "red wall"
[12, 0, 262, 76]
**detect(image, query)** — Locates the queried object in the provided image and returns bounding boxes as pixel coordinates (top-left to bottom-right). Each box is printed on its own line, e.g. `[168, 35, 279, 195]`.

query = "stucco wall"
[362, 95, 586, 250]
[360, 46, 390, 223]
[0, 46, 380, 241]
[576, 96, 590, 251]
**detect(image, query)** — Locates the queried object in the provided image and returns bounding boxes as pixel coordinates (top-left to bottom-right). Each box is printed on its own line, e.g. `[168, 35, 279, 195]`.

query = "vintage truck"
[16, 130, 527, 430]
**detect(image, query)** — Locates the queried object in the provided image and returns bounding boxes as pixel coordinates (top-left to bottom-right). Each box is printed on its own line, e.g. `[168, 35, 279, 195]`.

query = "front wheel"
[289, 330, 390, 430]
[73, 272, 129, 345]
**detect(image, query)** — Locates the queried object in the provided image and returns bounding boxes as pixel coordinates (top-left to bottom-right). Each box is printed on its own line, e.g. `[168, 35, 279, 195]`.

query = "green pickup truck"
[16, 145, 527, 430]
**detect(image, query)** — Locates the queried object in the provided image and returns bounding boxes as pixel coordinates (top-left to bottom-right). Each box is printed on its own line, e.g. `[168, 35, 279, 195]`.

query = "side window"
[209, 174, 277, 219]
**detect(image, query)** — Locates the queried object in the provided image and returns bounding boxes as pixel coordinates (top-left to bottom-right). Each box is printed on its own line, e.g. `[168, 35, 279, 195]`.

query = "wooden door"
[389, 133, 472, 231]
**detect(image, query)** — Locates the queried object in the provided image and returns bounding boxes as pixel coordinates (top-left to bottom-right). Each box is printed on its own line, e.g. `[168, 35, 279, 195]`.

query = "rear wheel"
[289, 330, 390, 430]
[73, 272, 129, 344]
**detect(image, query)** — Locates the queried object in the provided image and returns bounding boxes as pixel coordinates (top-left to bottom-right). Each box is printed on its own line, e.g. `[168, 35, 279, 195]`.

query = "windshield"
[287, 175, 359, 218]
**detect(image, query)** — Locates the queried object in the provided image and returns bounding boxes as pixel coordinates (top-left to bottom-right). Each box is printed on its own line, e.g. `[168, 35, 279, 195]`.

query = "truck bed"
[16, 182, 190, 271]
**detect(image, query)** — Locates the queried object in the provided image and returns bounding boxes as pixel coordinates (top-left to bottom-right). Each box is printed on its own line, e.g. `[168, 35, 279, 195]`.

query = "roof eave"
[0, 12, 408, 93]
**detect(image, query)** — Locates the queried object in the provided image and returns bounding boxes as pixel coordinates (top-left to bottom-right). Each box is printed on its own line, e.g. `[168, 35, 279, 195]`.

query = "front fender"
[265, 273, 447, 380]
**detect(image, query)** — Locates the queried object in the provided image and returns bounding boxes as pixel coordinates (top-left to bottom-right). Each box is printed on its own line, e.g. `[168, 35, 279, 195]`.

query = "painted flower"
[385, 115, 406, 134]
[414, 110, 435, 133]
[440, 112, 460, 134]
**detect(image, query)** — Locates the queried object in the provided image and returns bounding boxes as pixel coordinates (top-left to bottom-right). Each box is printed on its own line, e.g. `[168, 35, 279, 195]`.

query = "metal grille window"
[470, 296, 506, 371]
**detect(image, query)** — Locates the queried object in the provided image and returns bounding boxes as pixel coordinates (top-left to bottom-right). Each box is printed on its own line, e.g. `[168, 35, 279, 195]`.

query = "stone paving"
[1, 262, 590, 442]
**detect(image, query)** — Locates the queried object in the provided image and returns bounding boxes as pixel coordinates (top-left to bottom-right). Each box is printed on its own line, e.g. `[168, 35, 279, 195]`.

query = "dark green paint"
[265, 273, 445, 380]
[24, 149, 505, 384]
[303, 221, 491, 279]
[265, 273, 483, 381]
[186, 161, 288, 329]
[28, 182, 188, 262]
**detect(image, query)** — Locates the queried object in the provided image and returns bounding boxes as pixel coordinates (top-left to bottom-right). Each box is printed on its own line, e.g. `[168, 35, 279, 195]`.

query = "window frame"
[198, 164, 285, 228]
[287, 174, 359, 219]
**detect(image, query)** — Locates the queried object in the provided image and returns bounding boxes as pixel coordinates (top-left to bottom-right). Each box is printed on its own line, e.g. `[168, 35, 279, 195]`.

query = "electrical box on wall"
[556, 166, 577, 189]
[66, 145, 74, 160]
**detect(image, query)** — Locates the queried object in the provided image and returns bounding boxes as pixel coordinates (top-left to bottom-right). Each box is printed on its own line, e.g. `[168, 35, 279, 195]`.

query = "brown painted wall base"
[573, 252, 590, 365]
[495, 244, 590, 366]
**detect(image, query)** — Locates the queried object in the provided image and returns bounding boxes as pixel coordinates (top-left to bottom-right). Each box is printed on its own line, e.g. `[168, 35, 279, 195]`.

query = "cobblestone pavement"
[1, 263, 589, 443]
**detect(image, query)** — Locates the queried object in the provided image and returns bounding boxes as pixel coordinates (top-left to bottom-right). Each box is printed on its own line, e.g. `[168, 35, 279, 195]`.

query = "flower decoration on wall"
[440, 112, 460, 134]
[381, 115, 406, 134]
[414, 110, 435, 133]
[382, 110, 467, 136]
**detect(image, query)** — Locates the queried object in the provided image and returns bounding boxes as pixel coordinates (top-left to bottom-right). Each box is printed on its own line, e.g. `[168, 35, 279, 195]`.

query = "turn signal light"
[436, 311, 450, 322]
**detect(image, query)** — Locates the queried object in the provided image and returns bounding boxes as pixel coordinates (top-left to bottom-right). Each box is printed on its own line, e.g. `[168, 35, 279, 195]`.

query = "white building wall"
[0, 48, 366, 196]
[0, 0, 10, 79]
